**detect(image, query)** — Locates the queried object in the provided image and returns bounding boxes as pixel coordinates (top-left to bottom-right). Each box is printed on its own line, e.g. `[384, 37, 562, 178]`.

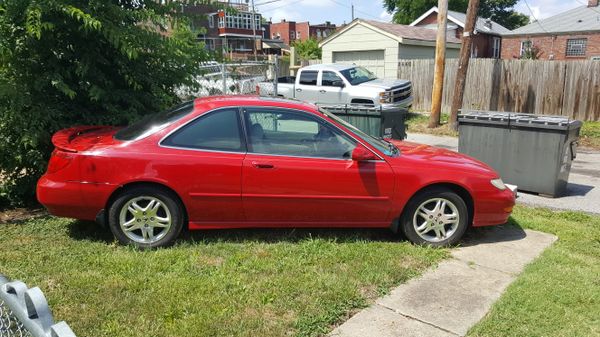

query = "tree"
[382, 0, 529, 30]
[0, 0, 209, 206]
[293, 38, 322, 61]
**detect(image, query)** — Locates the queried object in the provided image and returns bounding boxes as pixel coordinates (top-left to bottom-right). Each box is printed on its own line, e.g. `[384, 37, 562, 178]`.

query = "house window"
[290, 31, 295, 39]
[297, 31, 301, 39]
[566, 38, 587, 57]
[208, 15, 214, 29]
[492, 37, 501, 58]
[317, 30, 322, 38]
[218, 16, 224, 28]
[520, 40, 532, 56]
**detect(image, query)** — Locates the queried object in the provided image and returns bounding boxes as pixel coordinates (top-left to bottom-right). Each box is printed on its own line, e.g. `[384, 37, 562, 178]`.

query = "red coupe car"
[37, 96, 515, 248]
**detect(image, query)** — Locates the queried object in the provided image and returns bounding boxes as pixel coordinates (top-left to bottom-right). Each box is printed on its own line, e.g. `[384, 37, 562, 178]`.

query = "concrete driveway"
[406, 133, 600, 214]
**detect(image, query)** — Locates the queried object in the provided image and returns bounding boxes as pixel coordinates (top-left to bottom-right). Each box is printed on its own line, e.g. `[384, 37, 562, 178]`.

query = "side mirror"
[352, 144, 378, 162]
[332, 80, 345, 88]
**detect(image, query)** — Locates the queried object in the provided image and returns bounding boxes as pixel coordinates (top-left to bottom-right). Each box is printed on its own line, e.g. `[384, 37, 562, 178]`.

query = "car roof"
[300, 63, 356, 71]
[193, 95, 319, 112]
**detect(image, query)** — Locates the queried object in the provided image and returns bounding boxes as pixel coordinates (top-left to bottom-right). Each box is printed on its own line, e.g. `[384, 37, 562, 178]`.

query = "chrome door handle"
[296, 88, 302, 92]
[252, 161, 274, 169]
[319, 90, 326, 93]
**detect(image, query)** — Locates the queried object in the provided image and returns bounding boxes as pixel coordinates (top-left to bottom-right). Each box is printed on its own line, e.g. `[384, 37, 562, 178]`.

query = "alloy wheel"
[412, 197, 460, 243]
[118, 196, 172, 244]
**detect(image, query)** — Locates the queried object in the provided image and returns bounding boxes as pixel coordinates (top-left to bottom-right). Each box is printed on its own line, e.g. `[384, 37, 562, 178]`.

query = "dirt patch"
[0, 208, 47, 224]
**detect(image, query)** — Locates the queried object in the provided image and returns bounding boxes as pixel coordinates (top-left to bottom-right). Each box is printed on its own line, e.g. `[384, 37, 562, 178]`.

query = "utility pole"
[449, 0, 480, 130]
[429, 0, 448, 128]
[251, 0, 258, 61]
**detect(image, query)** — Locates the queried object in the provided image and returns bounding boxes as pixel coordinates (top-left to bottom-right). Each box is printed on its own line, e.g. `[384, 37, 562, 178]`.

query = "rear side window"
[161, 108, 245, 152]
[299, 70, 318, 85]
[115, 101, 194, 141]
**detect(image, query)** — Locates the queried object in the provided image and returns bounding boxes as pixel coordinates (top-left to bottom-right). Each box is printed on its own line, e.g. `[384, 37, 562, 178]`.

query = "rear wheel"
[401, 188, 468, 247]
[108, 186, 184, 249]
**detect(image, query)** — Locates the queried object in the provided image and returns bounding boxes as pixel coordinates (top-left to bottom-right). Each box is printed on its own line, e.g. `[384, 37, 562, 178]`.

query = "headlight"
[379, 92, 391, 103]
[491, 178, 507, 190]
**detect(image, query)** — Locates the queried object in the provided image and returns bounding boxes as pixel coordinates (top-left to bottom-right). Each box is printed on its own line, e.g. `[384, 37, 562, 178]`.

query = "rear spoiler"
[51, 126, 110, 153]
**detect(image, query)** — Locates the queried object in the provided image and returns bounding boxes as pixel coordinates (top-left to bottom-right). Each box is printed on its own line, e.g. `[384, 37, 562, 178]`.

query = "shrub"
[0, 0, 209, 207]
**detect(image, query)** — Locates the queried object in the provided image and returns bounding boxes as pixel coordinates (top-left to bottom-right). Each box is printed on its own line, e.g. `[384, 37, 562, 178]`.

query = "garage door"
[332, 50, 385, 78]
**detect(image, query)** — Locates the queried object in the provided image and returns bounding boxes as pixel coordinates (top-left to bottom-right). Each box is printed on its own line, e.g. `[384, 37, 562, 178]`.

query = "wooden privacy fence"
[398, 58, 600, 121]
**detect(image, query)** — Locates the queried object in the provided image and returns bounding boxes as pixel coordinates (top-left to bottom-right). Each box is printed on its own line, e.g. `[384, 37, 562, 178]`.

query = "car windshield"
[339, 66, 378, 85]
[319, 108, 399, 157]
[114, 101, 195, 141]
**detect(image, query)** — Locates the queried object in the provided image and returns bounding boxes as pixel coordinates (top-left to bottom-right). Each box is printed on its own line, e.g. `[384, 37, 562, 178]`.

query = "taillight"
[47, 150, 74, 174]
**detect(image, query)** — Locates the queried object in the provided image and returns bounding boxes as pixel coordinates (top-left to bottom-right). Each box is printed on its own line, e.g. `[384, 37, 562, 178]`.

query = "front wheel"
[401, 188, 469, 247]
[108, 186, 184, 249]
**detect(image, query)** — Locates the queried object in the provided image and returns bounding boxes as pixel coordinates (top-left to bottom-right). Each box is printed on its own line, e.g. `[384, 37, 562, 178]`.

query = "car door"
[241, 107, 395, 227]
[318, 71, 347, 104]
[159, 107, 246, 227]
[295, 70, 321, 103]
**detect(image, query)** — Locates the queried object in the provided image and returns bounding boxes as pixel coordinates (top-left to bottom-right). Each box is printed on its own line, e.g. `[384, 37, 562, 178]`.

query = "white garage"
[332, 50, 386, 77]
[319, 19, 461, 79]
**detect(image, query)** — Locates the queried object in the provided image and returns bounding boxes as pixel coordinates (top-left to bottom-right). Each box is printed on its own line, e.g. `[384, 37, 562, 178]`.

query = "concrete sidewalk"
[329, 226, 557, 337]
[406, 133, 600, 215]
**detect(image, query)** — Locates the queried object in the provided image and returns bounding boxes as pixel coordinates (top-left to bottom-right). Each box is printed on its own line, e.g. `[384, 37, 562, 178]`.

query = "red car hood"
[389, 140, 495, 173]
[52, 126, 121, 152]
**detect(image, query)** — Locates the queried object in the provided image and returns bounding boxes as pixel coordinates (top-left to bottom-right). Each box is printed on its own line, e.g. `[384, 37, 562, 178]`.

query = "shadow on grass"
[67, 220, 402, 245]
[67, 217, 529, 248]
[459, 217, 527, 247]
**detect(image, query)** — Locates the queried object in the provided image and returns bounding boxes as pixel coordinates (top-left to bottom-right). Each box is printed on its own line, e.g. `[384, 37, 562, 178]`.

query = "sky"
[256, 0, 585, 26]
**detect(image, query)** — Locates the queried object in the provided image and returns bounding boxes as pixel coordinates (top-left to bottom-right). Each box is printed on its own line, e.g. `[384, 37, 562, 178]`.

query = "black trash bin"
[318, 104, 407, 140]
[458, 110, 582, 197]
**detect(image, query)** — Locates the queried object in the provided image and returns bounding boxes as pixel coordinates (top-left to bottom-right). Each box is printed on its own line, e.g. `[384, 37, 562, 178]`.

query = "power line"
[259, 0, 304, 13]
[327, 0, 379, 20]
[522, 0, 548, 33]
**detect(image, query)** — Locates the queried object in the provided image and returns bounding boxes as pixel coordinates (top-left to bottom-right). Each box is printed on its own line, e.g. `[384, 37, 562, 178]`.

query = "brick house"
[185, 1, 263, 57]
[502, 0, 600, 60]
[410, 6, 509, 58]
[269, 20, 337, 45]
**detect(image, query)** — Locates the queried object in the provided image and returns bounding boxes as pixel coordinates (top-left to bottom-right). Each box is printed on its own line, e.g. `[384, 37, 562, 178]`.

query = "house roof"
[319, 19, 462, 48]
[504, 5, 600, 36]
[410, 6, 510, 36]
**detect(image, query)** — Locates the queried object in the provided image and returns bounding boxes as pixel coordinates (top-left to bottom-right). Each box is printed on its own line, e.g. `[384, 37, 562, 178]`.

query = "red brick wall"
[269, 21, 309, 45]
[502, 32, 600, 60]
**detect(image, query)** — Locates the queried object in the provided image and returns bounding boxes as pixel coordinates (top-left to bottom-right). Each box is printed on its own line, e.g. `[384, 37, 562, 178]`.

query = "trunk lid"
[52, 126, 120, 152]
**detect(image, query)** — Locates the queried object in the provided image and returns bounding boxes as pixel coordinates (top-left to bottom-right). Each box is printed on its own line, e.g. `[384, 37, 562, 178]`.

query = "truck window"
[322, 71, 343, 86]
[299, 70, 318, 86]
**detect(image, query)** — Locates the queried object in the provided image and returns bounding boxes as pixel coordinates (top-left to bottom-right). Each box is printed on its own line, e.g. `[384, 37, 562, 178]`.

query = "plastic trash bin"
[458, 110, 582, 197]
[318, 104, 407, 140]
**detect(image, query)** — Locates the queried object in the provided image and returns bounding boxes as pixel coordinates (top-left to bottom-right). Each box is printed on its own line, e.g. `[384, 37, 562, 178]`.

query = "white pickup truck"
[262, 64, 413, 109]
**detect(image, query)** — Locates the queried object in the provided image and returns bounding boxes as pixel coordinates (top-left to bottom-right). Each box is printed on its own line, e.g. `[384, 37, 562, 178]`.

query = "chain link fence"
[176, 59, 282, 99]
[0, 276, 75, 337]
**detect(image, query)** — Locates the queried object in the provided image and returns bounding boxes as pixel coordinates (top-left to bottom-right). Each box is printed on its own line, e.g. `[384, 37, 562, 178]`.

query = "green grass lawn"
[469, 207, 600, 337]
[0, 217, 446, 337]
[580, 121, 600, 150]
[2, 206, 598, 337]
[405, 112, 459, 138]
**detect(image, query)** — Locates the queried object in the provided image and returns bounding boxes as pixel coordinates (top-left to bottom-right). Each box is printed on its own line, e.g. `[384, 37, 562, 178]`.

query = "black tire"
[108, 186, 184, 249]
[400, 187, 469, 247]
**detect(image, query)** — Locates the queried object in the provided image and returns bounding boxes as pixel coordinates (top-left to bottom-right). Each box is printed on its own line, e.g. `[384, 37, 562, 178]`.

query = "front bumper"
[382, 96, 413, 110]
[472, 187, 517, 227]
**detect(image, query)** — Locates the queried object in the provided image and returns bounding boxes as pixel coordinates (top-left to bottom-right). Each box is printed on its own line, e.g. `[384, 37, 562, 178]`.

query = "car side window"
[298, 71, 318, 86]
[245, 108, 356, 159]
[321, 71, 343, 86]
[161, 108, 245, 152]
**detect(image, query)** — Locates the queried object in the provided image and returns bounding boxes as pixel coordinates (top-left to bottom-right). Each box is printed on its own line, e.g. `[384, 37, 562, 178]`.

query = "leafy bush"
[0, 0, 209, 207]
[293, 38, 321, 61]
